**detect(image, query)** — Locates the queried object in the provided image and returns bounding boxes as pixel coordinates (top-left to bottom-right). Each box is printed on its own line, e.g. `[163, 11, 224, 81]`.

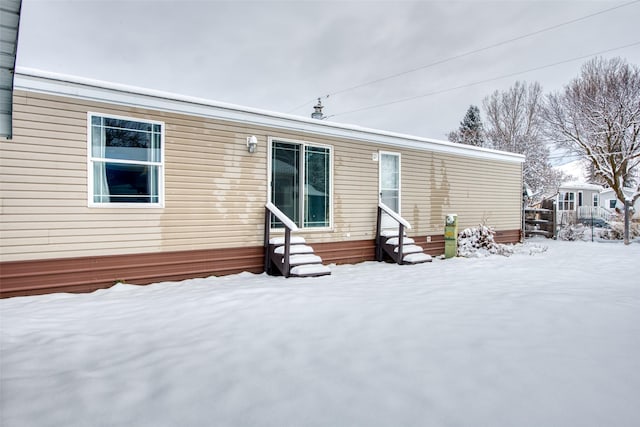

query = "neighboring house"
[0, 68, 524, 297]
[599, 188, 640, 220]
[554, 182, 605, 225]
[553, 159, 640, 223]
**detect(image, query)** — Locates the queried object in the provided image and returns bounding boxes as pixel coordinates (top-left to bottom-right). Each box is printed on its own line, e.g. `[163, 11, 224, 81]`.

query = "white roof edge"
[14, 67, 525, 163]
[600, 187, 635, 195]
[559, 182, 604, 191]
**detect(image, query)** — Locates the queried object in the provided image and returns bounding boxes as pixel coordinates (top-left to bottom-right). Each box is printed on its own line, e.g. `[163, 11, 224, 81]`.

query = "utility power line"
[286, 0, 640, 114]
[325, 41, 640, 119]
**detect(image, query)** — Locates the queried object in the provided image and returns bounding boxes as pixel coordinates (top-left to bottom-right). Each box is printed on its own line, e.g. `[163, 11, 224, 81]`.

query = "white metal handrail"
[265, 202, 299, 231]
[264, 202, 299, 277]
[378, 201, 412, 230]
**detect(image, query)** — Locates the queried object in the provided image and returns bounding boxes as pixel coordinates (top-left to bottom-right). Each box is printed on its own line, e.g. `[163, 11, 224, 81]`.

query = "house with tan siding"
[0, 68, 524, 297]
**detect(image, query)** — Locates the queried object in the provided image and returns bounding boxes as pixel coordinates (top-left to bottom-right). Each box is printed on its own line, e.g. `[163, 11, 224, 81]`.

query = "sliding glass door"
[271, 140, 331, 229]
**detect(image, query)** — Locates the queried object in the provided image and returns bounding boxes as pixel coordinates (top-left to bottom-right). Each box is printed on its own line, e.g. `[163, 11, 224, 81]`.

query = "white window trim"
[378, 150, 402, 216]
[558, 191, 575, 211]
[593, 193, 599, 207]
[267, 136, 334, 231]
[87, 112, 165, 208]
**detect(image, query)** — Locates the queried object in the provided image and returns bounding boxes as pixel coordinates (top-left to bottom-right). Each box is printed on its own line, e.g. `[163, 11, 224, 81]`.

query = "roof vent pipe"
[311, 98, 324, 120]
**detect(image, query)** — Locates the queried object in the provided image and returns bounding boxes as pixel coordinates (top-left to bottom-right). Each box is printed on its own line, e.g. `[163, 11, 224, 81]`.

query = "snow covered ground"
[2, 239, 640, 427]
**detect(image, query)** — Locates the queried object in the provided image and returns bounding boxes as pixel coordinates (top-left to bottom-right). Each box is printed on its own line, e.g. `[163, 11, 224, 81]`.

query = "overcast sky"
[16, 0, 640, 140]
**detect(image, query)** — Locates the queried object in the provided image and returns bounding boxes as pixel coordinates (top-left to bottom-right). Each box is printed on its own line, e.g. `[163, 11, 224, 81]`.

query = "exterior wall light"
[247, 135, 258, 153]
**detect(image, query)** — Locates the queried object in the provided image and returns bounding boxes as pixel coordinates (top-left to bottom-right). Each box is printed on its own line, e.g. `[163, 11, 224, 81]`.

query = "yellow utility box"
[444, 214, 458, 258]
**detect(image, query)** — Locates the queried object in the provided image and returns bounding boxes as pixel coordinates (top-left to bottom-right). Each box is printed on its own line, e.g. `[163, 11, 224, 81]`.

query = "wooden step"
[274, 244, 314, 255]
[385, 236, 415, 245]
[527, 219, 550, 224]
[380, 229, 407, 238]
[403, 252, 433, 264]
[287, 254, 323, 266]
[269, 236, 306, 245]
[393, 244, 424, 255]
[290, 264, 331, 277]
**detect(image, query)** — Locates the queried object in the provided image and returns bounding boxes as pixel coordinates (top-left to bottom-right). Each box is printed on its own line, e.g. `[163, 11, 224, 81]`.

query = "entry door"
[379, 152, 400, 229]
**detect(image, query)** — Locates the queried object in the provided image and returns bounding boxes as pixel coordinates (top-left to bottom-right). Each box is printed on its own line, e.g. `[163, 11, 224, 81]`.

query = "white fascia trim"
[14, 67, 525, 164]
[560, 183, 604, 191]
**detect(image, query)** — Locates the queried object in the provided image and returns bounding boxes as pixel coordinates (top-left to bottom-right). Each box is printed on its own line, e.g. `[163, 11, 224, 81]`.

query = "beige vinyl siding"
[331, 141, 380, 241]
[420, 151, 522, 231]
[1, 90, 269, 261]
[327, 144, 522, 241]
[1, 89, 522, 262]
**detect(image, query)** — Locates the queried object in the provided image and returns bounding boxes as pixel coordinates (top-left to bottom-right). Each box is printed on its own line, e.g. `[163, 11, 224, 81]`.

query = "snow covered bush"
[457, 225, 514, 257]
[526, 244, 548, 255]
[600, 221, 640, 240]
[557, 224, 585, 241]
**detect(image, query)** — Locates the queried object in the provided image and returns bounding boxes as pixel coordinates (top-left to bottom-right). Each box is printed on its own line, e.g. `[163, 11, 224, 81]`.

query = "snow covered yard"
[1, 240, 640, 427]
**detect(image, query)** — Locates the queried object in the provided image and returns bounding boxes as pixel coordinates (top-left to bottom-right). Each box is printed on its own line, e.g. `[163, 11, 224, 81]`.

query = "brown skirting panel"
[0, 230, 521, 298]
[417, 235, 446, 255]
[312, 239, 376, 265]
[0, 247, 264, 298]
[495, 229, 523, 244]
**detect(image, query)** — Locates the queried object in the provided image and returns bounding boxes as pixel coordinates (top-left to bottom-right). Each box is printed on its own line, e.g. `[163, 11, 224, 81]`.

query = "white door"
[379, 151, 400, 229]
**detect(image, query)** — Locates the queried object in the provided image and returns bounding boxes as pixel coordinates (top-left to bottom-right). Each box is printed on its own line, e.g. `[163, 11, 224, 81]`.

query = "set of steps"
[267, 236, 331, 277]
[379, 230, 432, 265]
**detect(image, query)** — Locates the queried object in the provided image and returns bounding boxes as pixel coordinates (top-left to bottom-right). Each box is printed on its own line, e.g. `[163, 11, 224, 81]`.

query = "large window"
[89, 114, 163, 206]
[558, 192, 575, 211]
[271, 139, 331, 229]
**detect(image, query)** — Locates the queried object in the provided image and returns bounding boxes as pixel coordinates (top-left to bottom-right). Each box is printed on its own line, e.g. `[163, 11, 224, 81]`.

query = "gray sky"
[16, 0, 640, 140]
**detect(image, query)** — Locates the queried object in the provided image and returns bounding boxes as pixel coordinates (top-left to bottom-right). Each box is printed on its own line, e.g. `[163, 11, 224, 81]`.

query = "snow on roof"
[559, 181, 603, 191]
[13, 67, 524, 164]
[600, 187, 636, 197]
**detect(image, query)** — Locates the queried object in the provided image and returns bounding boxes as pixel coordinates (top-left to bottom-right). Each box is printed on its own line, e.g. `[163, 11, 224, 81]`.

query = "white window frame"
[593, 193, 599, 207]
[267, 136, 333, 231]
[558, 191, 575, 211]
[87, 112, 165, 208]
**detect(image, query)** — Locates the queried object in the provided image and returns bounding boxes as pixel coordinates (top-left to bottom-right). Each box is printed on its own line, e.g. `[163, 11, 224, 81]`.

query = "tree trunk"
[624, 201, 631, 245]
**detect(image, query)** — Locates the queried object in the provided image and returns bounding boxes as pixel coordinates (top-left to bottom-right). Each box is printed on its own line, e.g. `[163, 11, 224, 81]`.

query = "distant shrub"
[600, 221, 640, 240]
[557, 224, 586, 241]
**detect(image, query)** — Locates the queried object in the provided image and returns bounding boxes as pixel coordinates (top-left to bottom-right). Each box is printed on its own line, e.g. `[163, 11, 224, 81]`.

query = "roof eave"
[13, 67, 525, 164]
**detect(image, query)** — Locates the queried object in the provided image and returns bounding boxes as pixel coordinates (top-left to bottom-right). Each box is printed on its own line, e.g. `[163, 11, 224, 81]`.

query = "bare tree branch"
[543, 57, 640, 244]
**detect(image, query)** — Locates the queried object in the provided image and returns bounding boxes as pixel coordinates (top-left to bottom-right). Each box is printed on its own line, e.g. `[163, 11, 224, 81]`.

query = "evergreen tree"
[447, 105, 485, 147]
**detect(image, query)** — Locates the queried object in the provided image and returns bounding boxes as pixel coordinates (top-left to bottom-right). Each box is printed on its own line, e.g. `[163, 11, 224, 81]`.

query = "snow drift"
[1, 240, 640, 427]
